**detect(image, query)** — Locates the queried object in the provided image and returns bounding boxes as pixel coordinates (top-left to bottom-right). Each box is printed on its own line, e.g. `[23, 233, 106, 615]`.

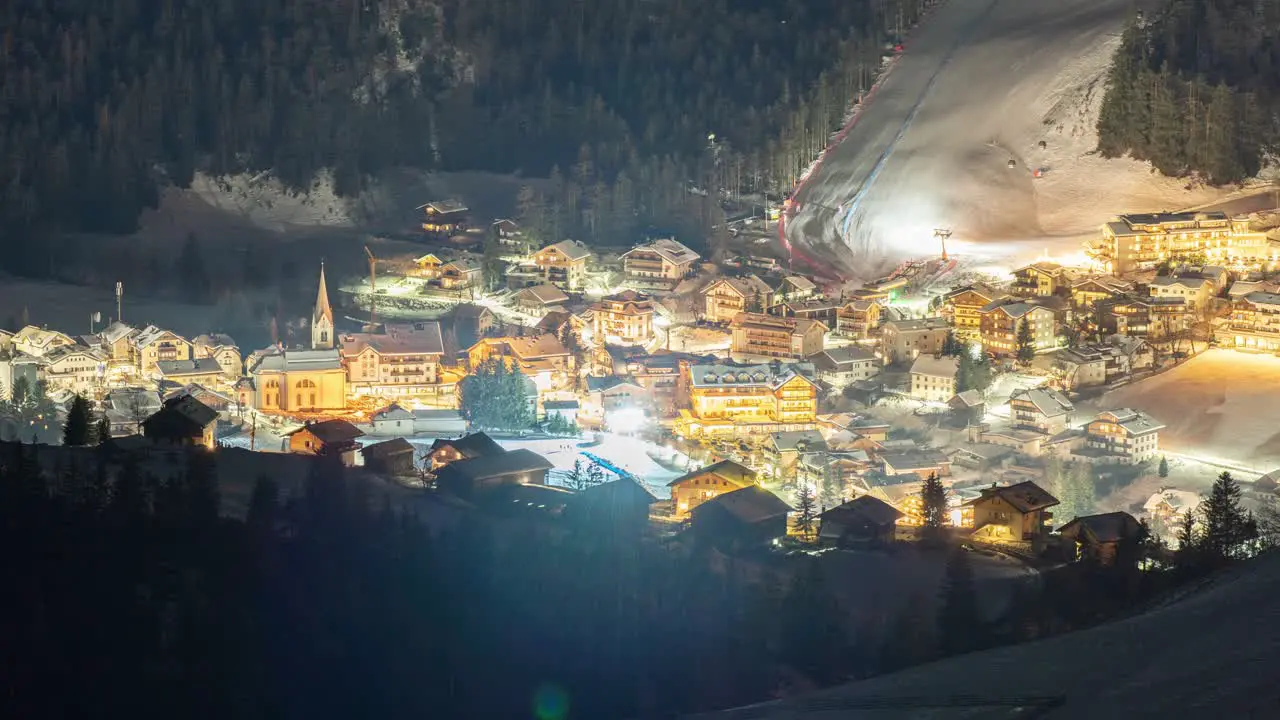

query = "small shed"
[284, 419, 365, 466]
[571, 478, 658, 536]
[690, 484, 792, 551]
[141, 395, 219, 449]
[1058, 511, 1143, 566]
[361, 437, 417, 477]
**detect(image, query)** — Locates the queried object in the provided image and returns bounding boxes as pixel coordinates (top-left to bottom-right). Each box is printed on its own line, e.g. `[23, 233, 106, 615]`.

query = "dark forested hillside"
[1, 0, 933, 276]
[1096, 0, 1280, 184]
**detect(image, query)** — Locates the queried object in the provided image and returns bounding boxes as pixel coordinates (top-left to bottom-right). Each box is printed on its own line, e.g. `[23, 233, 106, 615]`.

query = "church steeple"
[312, 261, 334, 350]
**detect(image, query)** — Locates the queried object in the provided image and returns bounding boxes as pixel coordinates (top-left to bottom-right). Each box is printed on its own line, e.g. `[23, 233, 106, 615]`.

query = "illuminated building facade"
[676, 362, 818, 439]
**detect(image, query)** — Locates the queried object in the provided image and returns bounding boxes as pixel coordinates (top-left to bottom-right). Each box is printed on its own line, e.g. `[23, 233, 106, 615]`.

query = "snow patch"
[188, 171, 356, 231]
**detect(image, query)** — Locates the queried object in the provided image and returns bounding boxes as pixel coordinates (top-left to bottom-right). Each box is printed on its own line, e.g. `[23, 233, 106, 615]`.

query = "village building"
[942, 283, 1010, 341]
[1051, 336, 1153, 389]
[620, 238, 700, 288]
[836, 298, 882, 339]
[584, 375, 648, 419]
[543, 399, 578, 425]
[1093, 211, 1273, 273]
[247, 349, 347, 413]
[1011, 261, 1071, 297]
[767, 429, 828, 480]
[141, 394, 218, 448]
[467, 334, 573, 392]
[701, 275, 773, 324]
[11, 325, 77, 358]
[729, 312, 826, 359]
[98, 322, 138, 366]
[426, 432, 506, 470]
[668, 459, 757, 519]
[909, 354, 959, 403]
[368, 404, 465, 436]
[570, 478, 657, 536]
[1070, 275, 1134, 310]
[284, 419, 364, 465]
[592, 290, 655, 346]
[434, 448, 554, 500]
[689, 484, 791, 550]
[676, 362, 818, 439]
[417, 200, 469, 235]
[962, 481, 1059, 542]
[192, 334, 242, 377]
[438, 258, 482, 292]
[1100, 295, 1189, 339]
[772, 297, 841, 329]
[774, 275, 818, 302]
[880, 448, 952, 479]
[510, 285, 568, 317]
[491, 218, 521, 242]
[880, 317, 949, 364]
[39, 345, 105, 393]
[1148, 274, 1216, 310]
[1082, 408, 1164, 464]
[361, 437, 417, 476]
[1058, 511, 1143, 566]
[0, 354, 39, 401]
[340, 321, 447, 400]
[131, 325, 194, 375]
[808, 345, 879, 386]
[444, 304, 496, 349]
[1009, 387, 1074, 434]
[154, 358, 226, 388]
[413, 252, 446, 279]
[1143, 488, 1202, 527]
[818, 496, 903, 548]
[979, 302, 1056, 357]
[508, 239, 593, 291]
[1219, 290, 1280, 352]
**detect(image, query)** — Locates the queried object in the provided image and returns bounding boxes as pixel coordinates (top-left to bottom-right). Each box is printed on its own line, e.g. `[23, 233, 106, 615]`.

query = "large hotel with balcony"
[1091, 211, 1276, 273]
[674, 362, 818, 439]
[1218, 291, 1280, 353]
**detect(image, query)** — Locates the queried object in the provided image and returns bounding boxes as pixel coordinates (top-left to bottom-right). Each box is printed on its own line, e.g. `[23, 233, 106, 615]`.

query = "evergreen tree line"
[1096, 0, 1280, 183]
[0, 0, 935, 278]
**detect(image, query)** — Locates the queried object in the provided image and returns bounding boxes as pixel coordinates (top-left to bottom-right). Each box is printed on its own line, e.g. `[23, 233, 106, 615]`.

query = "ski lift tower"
[933, 228, 952, 262]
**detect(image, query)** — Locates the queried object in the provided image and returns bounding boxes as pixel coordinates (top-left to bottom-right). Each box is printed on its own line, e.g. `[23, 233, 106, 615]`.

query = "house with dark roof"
[155, 357, 226, 387]
[426, 432, 506, 469]
[818, 495, 903, 548]
[141, 395, 219, 448]
[571, 478, 658, 536]
[1058, 511, 1143, 566]
[513, 284, 571, 315]
[690, 484, 792, 551]
[433, 448, 554, 499]
[962, 481, 1059, 542]
[284, 419, 365, 465]
[361, 437, 417, 476]
[668, 459, 757, 518]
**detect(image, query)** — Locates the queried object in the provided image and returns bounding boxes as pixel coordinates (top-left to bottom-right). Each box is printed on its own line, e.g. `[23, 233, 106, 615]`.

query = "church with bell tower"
[312, 261, 335, 350]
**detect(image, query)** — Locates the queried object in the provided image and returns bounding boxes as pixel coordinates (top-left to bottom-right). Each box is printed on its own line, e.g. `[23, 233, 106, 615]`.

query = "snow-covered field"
[1081, 349, 1280, 476]
[787, 0, 1232, 279]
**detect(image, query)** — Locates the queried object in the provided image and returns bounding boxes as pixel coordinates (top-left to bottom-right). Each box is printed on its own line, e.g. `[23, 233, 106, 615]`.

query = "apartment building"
[702, 275, 773, 323]
[468, 334, 573, 392]
[676, 362, 818, 439]
[773, 297, 841, 330]
[340, 322, 447, 399]
[880, 317, 949, 364]
[836, 299, 883, 339]
[1082, 409, 1164, 464]
[774, 275, 818, 302]
[729, 312, 826, 359]
[1071, 275, 1133, 310]
[979, 302, 1056, 357]
[809, 346, 879, 386]
[192, 334, 243, 378]
[908, 355, 959, 403]
[943, 284, 1009, 341]
[1011, 262, 1070, 297]
[621, 238, 700, 288]
[1219, 290, 1280, 352]
[1093, 211, 1274, 273]
[509, 239, 593, 291]
[1100, 296, 1188, 338]
[11, 325, 77, 358]
[592, 290, 655, 346]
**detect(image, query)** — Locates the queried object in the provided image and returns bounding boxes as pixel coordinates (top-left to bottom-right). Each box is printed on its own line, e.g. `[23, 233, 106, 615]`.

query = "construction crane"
[933, 228, 952, 262]
[364, 245, 378, 328]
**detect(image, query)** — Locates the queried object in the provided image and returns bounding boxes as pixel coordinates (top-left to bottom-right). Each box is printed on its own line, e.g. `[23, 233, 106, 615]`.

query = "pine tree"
[941, 330, 962, 357]
[794, 483, 818, 540]
[1201, 471, 1255, 563]
[95, 414, 112, 446]
[567, 459, 588, 491]
[937, 547, 981, 656]
[1158, 456, 1169, 478]
[586, 460, 606, 488]
[63, 393, 93, 446]
[1015, 318, 1035, 364]
[920, 472, 948, 544]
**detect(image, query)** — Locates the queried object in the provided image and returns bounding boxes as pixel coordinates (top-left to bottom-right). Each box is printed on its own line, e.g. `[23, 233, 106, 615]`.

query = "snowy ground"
[785, 0, 1233, 280]
[1077, 349, 1280, 477]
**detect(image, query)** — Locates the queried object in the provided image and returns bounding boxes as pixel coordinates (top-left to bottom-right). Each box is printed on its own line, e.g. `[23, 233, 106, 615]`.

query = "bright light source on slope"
[605, 407, 646, 434]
